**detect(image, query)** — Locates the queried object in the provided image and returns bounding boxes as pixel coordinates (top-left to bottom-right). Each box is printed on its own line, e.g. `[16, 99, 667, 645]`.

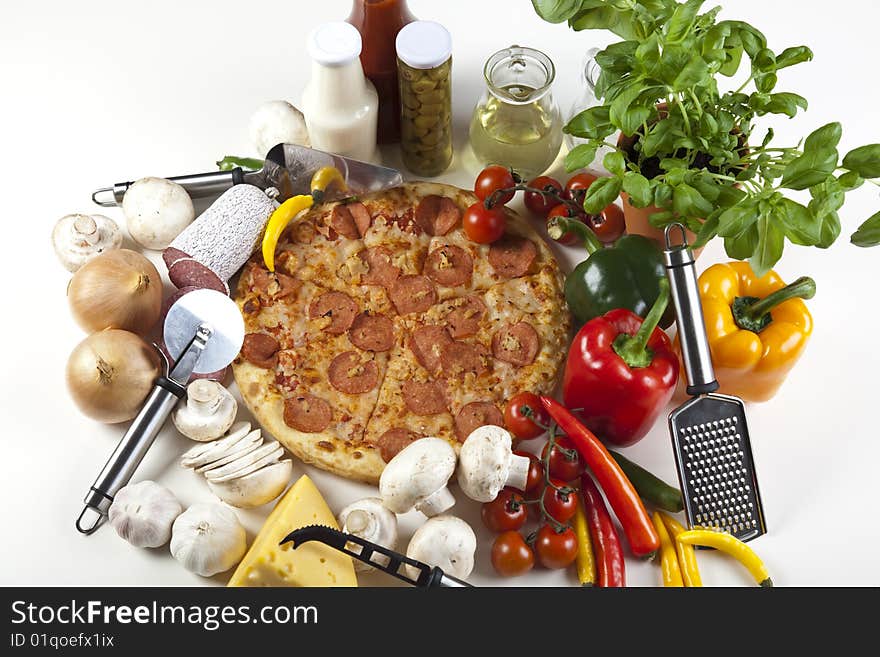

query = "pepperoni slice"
[249, 265, 301, 300]
[492, 322, 540, 366]
[328, 351, 379, 395]
[402, 380, 447, 416]
[454, 402, 504, 441]
[309, 291, 358, 335]
[377, 428, 420, 463]
[439, 341, 490, 378]
[330, 205, 360, 240]
[283, 394, 333, 433]
[359, 247, 401, 287]
[414, 195, 462, 236]
[488, 236, 538, 279]
[446, 296, 487, 338]
[347, 202, 373, 237]
[389, 275, 437, 315]
[409, 325, 453, 374]
[424, 245, 473, 288]
[349, 313, 395, 352]
[240, 333, 280, 369]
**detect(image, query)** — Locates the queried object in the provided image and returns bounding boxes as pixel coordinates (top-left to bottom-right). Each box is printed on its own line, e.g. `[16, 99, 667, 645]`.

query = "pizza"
[232, 182, 570, 484]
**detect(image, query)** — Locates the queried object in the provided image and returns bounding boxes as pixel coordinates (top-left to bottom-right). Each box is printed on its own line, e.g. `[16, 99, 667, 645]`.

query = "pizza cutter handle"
[91, 169, 246, 207]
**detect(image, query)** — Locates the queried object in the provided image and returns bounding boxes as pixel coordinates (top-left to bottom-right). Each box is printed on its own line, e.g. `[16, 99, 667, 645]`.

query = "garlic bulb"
[180, 422, 292, 508]
[170, 503, 246, 577]
[108, 480, 183, 548]
[52, 213, 123, 272]
[172, 379, 237, 442]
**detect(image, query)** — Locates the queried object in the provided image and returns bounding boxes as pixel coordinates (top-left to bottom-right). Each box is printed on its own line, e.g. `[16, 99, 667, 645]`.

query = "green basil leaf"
[564, 106, 612, 139]
[755, 72, 777, 94]
[610, 84, 643, 135]
[604, 150, 626, 176]
[842, 144, 880, 179]
[564, 144, 599, 172]
[781, 125, 840, 191]
[570, 7, 637, 40]
[582, 176, 623, 214]
[724, 224, 759, 260]
[749, 216, 784, 277]
[636, 33, 661, 72]
[774, 45, 813, 70]
[666, 0, 705, 43]
[531, 0, 584, 23]
[654, 183, 673, 209]
[622, 171, 653, 207]
[805, 122, 843, 152]
[776, 198, 821, 246]
[595, 41, 639, 74]
[672, 55, 710, 91]
[693, 211, 721, 249]
[717, 199, 759, 237]
[818, 211, 841, 249]
[838, 170, 864, 191]
[752, 48, 776, 73]
[641, 119, 675, 157]
[673, 183, 714, 218]
[762, 92, 808, 118]
[851, 210, 880, 247]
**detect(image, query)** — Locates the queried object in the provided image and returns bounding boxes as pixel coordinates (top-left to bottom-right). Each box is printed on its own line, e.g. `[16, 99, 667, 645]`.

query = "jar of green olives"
[395, 21, 453, 177]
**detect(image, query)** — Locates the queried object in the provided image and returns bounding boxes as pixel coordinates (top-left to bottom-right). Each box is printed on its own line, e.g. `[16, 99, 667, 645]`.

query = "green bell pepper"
[547, 216, 674, 329]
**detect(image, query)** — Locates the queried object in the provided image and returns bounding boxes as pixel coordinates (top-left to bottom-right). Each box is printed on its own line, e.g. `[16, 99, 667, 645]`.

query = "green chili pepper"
[216, 156, 264, 172]
[609, 450, 683, 513]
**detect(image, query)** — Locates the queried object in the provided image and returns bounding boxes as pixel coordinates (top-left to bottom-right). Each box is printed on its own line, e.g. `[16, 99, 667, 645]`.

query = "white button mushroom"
[170, 503, 246, 577]
[379, 437, 456, 517]
[405, 515, 476, 581]
[249, 100, 310, 156]
[338, 498, 399, 572]
[457, 425, 531, 503]
[172, 379, 238, 442]
[52, 213, 123, 272]
[122, 177, 195, 250]
[108, 480, 183, 548]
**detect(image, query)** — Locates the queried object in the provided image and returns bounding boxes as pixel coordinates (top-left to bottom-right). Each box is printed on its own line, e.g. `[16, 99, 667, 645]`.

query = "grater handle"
[662, 225, 719, 395]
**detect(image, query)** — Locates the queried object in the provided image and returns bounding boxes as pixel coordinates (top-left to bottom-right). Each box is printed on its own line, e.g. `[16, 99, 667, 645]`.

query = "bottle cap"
[396, 21, 452, 70]
[308, 21, 362, 67]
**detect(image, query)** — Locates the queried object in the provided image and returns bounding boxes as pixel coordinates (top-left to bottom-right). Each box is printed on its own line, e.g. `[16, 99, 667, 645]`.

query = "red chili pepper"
[580, 473, 625, 587]
[540, 396, 660, 559]
[562, 278, 678, 447]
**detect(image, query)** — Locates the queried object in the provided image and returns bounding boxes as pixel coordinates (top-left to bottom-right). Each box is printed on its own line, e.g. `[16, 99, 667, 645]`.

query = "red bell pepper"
[540, 396, 659, 559]
[580, 473, 625, 587]
[562, 278, 678, 447]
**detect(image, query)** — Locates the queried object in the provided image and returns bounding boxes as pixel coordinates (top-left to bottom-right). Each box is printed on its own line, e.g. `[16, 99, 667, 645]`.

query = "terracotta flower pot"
[619, 191, 698, 247]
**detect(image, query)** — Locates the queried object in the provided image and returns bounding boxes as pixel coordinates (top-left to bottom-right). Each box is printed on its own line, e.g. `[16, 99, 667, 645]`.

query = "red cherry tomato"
[463, 202, 506, 244]
[474, 165, 516, 206]
[589, 203, 626, 244]
[546, 204, 586, 246]
[513, 451, 544, 495]
[491, 531, 535, 577]
[481, 488, 528, 533]
[523, 176, 563, 217]
[564, 172, 600, 205]
[534, 524, 578, 569]
[541, 436, 585, 482]
[542, 478, 578, 523]
[504, 392, 550, 441]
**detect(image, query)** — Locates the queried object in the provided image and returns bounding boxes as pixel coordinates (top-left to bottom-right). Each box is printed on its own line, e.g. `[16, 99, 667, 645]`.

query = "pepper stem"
[546, 216, 602, 254]
[612, 279, 670, 369]
[732, 276, 816, 333]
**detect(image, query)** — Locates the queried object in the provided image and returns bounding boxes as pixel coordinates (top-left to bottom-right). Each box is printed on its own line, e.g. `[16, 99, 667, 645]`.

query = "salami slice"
[249, 266, 300, 300]
[309, 291, 358, 335]
[402, 380, 447, 416]
[488, 236, 538, 279]
[454, 402, 504, 442]
[168, 258, 229, 294]
[424, 245, 473, 288]
[347, 202, 373, 237]
[409, 325, 453, 375]
[492, 322, 540, 366]
[389, 275, 437, 315]
[283, 394, 333, 433]
[440, 341, 490, 377]
[330, 204, 360, 239]
[241, 333, 281, 369]
[446, 296, 487, 338]
[349, 313, 395, 352]
[377, 428, 420, 463]
[415, 195, 461, 236]
[328, 351, 379, 395]
[359, 247, 400, 287]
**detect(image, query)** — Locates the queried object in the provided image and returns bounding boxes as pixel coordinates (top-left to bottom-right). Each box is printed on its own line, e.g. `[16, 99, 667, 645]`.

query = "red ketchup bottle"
[347, 0, 415, 144]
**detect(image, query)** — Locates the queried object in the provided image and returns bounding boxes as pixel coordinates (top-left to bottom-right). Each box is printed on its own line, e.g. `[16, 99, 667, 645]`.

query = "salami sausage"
[402, 380, 447, 416]
[309, 291, 358, 334]
[359, 247, 401, 287]
[168, 258, 229, 294]
[454, 402, 504, 441]
[415, 195, 461, 236]
[424, 245, 473, 288]
[241, 333, 281, 369]
[488, 236, 538, 279]
[347, 202, 373, 237]
[492, 322, 540, 366]
[389, 275, 437, 315]
[283, 394, 333, 433]
[377, 428, 420, 463]
[446, 296, 487, 338]
[349, 313, 395, 352]
[330, 204, 360, 240]
[409, 325, 453, 375]
[440, 341, 490, 377]
[328, 351, 379, 394]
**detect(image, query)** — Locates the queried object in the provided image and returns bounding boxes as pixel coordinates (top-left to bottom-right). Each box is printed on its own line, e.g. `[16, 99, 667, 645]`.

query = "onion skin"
[66, 329, 161, 423]
[67, 249, 163, 335]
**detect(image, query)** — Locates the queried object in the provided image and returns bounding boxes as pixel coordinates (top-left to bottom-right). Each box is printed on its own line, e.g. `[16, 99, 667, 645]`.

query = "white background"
[1, 0, 877, 587]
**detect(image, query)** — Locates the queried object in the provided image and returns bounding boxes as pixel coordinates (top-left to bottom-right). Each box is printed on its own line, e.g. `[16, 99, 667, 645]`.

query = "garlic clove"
[193, 430, 263, 473]
[205, 444, 285, 483]
[169, 503, 246, 577]
[180, 422, 251, 469]
[207, 460, 293, 509]
[108, 480, 183, 549]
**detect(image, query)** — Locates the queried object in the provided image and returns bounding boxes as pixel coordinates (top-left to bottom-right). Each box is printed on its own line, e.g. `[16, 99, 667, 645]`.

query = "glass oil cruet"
[468, 45, 563, 180]
[564, 47, 615, 172]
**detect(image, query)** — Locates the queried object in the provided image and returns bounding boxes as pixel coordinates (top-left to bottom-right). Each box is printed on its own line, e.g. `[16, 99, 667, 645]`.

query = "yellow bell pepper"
[695, 261, 815, 402]
[677, 530, 772, 587]
[651, 512, 683, 587]
[658, 512, 702, 587]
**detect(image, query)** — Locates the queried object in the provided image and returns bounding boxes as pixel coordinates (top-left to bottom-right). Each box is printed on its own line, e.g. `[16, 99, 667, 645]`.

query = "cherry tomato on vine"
[513, 450, 544, 495]
[504, 392, 550, 440]
[589, 203, 626, 244]
[546, 204, 586, 246]
[534, 524, 578, 569]
[474, 165, 516, 206]
[541, 436, 585, 482]
[564, 172, 600, 204]
[482, 488, 528, 533]
[463, 202, 506, 244]
[542, 478, 578, 523]
[491, 531, 535, 577]
[523, 176, 563, 217]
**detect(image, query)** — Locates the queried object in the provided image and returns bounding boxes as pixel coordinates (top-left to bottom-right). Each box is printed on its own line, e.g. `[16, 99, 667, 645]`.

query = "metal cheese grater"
[663, 225, 767, 542]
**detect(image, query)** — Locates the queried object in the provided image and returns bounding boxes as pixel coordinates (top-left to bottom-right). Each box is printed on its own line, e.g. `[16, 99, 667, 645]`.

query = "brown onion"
[66, 329, 161, 423]
[67, 249, 163, 335]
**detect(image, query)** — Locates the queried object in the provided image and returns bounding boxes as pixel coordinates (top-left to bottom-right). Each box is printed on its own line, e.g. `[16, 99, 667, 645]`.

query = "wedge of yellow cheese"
[228, 475, 357, 587]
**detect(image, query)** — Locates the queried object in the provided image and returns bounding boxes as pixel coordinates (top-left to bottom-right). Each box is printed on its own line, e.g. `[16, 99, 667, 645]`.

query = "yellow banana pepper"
[659, 512, 702, 587]
[678, 530, 772, 587]
[310, 166, 347, 201]
[573, 500, 596, 587]
[652, 512, 683, 587]
[261, 195, 314, 272]
[695, 261, 815, 402]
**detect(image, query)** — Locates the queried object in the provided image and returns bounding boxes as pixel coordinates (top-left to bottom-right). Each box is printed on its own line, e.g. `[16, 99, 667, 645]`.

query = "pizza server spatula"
[76, 289, 245, 535]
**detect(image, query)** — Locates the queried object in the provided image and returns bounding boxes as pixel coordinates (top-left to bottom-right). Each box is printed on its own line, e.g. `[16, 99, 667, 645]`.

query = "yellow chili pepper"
[572, 500, 596, 587]
[658, 512, 702, 587]
[651, 512, 683, 587]
[691, 261, 815, 402]
[261, 194, 314, 272]
[310, 166, 347, 200]
[677, 530, 772, 587]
